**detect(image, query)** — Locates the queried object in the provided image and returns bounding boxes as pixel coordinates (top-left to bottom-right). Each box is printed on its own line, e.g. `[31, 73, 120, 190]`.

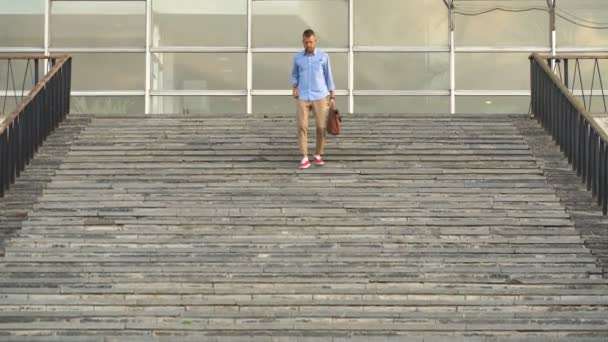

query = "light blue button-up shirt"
[291, 49, 335, 101]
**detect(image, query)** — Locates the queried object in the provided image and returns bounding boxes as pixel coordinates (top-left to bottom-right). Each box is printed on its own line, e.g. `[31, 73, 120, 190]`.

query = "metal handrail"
[538, 54, 608, 113]
[0, 55, 72, 197]
[0, 55, 70, 135]
[530, 53, 608, 214]
[532, 53, 608, 140]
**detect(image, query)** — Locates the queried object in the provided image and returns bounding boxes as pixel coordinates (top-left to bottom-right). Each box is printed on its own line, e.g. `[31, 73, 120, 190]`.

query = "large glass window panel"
[50, 1, 146, 48]
[354, 0, 448, 46]
[152, 53, 246, 91]
[152, 0, 247, 47]
[151, 96, 246, 114]
[556, 0, 608, 47]
[354, 96, 449, 114]
[456, 53, 530, 90]
[575, 95, 608, 113]
[354, 53, 449, 90]
[253, 53, 347, 90]
[253, 95, 347, 114]
[71, 96, 145, 114]
[454, 0, 549, 46]
[456, 96, 530, 114]
[0, 90, 26, 119]
[0, 0, 44, 47]
[252, 0, 348, 48]
[71, 53, 145, 91]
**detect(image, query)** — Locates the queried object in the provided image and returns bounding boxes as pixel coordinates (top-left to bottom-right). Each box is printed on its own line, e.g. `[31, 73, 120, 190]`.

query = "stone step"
[1, 112, 606, 339]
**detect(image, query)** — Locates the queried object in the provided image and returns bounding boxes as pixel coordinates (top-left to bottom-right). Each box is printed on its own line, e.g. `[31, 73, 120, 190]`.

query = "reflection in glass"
[71, 53, 145, 91]
[354, 96, 449, 114]
[152, 53, 246, 90]
[575, 95, 608, 113]
[71, 96, 145, 114]
[354, 0, 448, 46]
[456, 96, 530, 114]
[253, 95, 347, 114]
[456, 53, 530, 90]
[50, 1, 145, 47]
[253, 53, 347, 90]
[252, 0, 348, 47]
[152, 0, 247, 47]
[556, 0, 608, 47]
[0, 0, 45, 47]
[455, 0, 549, 46]
[355, 53, 449, 90]
[151, 96, 246, 114]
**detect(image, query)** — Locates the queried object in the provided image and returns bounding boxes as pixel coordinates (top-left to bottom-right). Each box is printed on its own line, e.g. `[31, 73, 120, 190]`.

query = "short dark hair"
[303, 29, 315, 38]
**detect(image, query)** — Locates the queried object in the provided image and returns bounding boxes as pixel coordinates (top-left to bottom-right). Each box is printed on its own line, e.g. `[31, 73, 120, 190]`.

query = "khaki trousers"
[297, 98, 329, 156]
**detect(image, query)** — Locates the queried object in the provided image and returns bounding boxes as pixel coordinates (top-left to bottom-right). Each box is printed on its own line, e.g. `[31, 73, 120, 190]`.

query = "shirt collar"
[304, 48, 317, 56]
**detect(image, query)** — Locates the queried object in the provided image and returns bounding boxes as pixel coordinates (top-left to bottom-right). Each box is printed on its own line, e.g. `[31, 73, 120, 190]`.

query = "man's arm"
[291, 56, 299, 99]
[324, 54, 336, 106]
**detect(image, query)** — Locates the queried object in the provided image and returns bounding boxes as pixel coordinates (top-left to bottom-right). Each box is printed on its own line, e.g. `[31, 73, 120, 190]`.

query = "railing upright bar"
[530, 53, 608, 215]
[0, 55, 71, 198]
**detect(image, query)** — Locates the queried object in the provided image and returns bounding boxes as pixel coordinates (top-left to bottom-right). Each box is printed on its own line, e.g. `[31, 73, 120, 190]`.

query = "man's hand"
[292, 87, 299, 99]
[329, 97, 336, 109]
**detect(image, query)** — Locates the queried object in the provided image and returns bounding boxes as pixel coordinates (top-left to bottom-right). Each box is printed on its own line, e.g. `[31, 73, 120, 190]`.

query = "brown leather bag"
[327, 107, 341, 136]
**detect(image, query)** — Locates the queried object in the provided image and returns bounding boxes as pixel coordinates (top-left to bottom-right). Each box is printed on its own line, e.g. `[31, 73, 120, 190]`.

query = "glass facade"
[1, 0, 608, 115]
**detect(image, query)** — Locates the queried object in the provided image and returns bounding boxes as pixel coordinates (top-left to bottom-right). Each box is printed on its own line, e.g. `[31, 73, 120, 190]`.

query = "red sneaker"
[299, 158, 311, 169]
[313, 155, 324, 166]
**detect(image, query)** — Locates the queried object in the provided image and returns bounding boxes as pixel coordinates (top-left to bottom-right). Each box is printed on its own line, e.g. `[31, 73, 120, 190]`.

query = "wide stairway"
[0, 113, 607, 341]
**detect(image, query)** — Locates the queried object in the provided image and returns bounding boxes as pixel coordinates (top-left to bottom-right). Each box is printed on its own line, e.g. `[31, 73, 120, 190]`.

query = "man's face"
[303, 35, 316, 53]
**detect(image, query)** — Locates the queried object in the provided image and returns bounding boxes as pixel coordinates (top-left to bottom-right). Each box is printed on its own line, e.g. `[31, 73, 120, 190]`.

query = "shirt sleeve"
[291, 55, 299, 87]
[324, 54, 335, 92]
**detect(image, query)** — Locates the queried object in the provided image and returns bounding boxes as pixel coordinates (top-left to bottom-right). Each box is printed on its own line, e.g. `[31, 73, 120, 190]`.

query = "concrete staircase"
[0, 113, 607, 341]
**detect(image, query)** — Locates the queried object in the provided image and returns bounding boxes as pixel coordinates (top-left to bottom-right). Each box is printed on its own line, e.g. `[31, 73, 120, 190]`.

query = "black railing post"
[0, 55, 71, 198]
[588, 129, 594, 192]
[604, 145, 608, 215]
[599, 141, 605, 207]
[8, 124, 15, 186]
[564, 58, 569, 89]
[0, 132, 5, 197]
[34, 59, 39, 84]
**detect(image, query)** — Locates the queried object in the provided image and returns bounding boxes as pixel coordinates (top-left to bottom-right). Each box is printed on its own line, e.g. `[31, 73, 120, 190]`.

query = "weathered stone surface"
[0, 113, 607, 340]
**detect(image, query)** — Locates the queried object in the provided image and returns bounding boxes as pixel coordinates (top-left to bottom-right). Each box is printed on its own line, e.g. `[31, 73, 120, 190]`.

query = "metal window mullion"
[151, 90, 247, 97]
[44, 0, 50, 72]
[454, 46, 552, 53]
[252, 90, 349, 96]
[71, 91, 146, 97]
[145, 0, 152, 114]
[49, 48, 146, 53]
[252, 47, 349, 53]
[450, 30, 455, 114]
[449, 1, 455, 114]
[0, 48, 45, 53]
[247, 0, 253, 114]
[151, 47, 247, 53]
[550, 0, 556, 70]
[353, 90, 450, 96]
[557, 47, 608, 53]
[348, 0, 354, 113]
[354, 46, 450, 53]
[454, 90, 531, 96]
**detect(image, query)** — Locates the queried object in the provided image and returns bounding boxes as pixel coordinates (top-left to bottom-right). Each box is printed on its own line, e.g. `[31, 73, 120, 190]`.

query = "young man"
[291, 29, 336, 169]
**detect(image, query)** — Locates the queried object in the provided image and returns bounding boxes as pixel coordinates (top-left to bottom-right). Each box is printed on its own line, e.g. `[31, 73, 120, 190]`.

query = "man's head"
[302, 29, 316, 54]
